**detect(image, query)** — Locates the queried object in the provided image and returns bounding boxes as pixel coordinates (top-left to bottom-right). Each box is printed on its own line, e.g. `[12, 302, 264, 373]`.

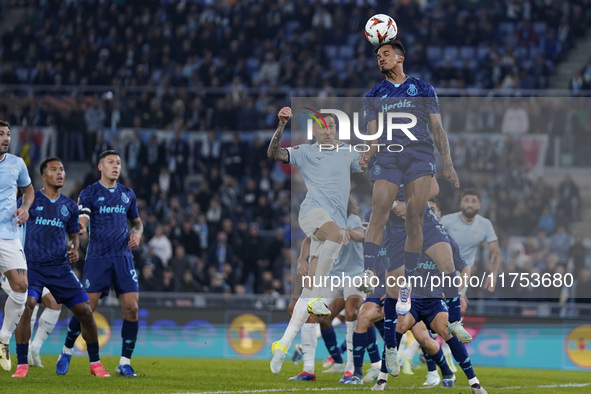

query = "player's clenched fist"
[277, 107, 292, 123]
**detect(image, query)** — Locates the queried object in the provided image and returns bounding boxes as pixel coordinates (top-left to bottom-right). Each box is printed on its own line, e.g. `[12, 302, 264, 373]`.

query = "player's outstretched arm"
[14, 184, 34, 226]
[484, 240, 501, 292]
[128, 217, 143, 249]
[428, 113, 460, 188]
[267, 107, 292, 163]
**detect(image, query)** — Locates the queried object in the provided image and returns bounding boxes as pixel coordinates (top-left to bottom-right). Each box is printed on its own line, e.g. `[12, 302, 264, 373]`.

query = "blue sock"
[423, 347, 437, 372]
[442, 272, 459, 300]
[374, 320, 385, 340]
[364, 242, 381, 271]
[380, 347, 388, 373]
[384, 298, 397, 348]
[352, 332, 367, 378]
[87, 341, 100, 363]
[16, 343, 28, 365]
[403, 251, 421, 271]
[432, 347, 453, 378]
[339, 339, 347, 354]
[446, 336, 476, 379]
[395, 331, 403, 350]
[446, 296, 462, 323]
[366, 326, 381, 363]
[65, 315, 81, 349]
[121, 319, 138, 359]
[321, 327, 343, 364]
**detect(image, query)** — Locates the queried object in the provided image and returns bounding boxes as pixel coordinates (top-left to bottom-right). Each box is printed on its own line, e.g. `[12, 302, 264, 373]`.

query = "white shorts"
[0, 238, 27, 274]
[299, 208, 335, 257]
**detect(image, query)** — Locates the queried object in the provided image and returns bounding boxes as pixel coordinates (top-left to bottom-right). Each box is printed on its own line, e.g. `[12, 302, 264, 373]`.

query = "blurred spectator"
[148, 225, 173, 266]
[549, 225, 573, 262]
[178, 269, 202, 293]
[161, 266, 178, 292]
[207, 231, 233, 273]
[501, 102, 529, 134]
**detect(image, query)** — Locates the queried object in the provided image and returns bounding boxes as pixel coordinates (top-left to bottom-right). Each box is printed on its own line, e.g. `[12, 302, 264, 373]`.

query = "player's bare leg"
[424, 242, 471, 342]
[364, 181, 399, 275]
[11, 296, 37, 377]
[430, 313, 487, 394]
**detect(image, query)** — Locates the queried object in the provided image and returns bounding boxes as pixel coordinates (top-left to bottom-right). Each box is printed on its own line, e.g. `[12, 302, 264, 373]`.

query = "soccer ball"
[364, 14, 398, 46]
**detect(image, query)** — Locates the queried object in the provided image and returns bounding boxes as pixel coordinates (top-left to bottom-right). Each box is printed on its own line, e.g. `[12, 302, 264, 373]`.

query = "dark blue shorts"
[409, 298, 448, 329]
[369, 143, 436, 186]
[82, 255, 139, 297]
[384, 217, 448, 271]
[28, 264, 89, 308]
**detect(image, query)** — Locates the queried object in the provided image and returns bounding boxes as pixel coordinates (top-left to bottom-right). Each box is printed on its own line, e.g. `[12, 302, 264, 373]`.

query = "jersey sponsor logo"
[35, 216, 64, 228]
[99, 205, 127, 214]
[36, 206, 44, 211]
[121, 192, 130, 204]
[407, 84, 418, 96]
[315, 156, 324, 160]
[381, 98, 415, 112]
[97, 197, 105, 202]
[61, 205, 70, 217]
[417, 260, 437, 270]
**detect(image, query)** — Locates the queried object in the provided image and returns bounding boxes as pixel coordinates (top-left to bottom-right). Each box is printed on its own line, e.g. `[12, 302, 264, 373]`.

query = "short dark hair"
[39, 156, 63, 175]
[0, 120, 10, 128]
[428, 198, 440, 211]
[374, 39, 405, 56]
[98, 150, 120, 163]
[461, 188, 481, 201]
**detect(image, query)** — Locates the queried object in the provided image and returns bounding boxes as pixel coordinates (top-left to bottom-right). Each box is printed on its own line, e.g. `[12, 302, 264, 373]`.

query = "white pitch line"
[180, 382, 591, 394]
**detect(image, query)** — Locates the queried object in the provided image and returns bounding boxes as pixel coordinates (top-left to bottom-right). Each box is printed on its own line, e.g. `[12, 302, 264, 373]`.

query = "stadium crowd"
[0, 0, 591, 134]
[0, 0, 589, 303]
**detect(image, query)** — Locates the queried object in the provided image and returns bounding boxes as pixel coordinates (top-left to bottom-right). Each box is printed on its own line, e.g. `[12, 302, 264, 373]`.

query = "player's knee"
[326, 227, 343, 244]
[123, 303, 139, 320]
[24, 297, 37, 311]
[9, 290, 27, 305]
[10, 279, 27, 294]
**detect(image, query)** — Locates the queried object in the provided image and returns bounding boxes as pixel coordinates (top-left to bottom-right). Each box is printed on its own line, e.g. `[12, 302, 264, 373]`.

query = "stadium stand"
[0, 0, 589, 302]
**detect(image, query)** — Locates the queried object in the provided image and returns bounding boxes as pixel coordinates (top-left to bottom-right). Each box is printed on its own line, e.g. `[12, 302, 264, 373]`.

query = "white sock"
[371, 361, 382, 369]
[442, 341, 451, 356]
[469, 377, 480, 386]
[345, 320, 356, 373]
[119, 356, 131, 366]
[278, 298, 310, 349]
[301, 323, 318, 374]
[378, 372, 389, 381]
[31, 308, 61, 352]
[30, 304, 39, 335]
[402, 338, 420, 360]
[315, 323, 322, 339]
[398, 333, 407, 355]
[61, 346, 73, 355]
[312, 240, 341, 298]
[0, 291, 26, 344]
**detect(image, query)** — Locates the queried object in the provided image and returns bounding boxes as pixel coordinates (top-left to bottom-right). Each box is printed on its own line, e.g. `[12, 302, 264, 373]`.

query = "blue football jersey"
[363, 75, 439, 147]
[19, 190, 79, 266]
[79, 182, 139, 258]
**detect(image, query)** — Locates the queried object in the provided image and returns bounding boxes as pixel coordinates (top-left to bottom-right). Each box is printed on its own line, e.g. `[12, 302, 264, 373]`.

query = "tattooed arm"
[429, 113, 460, 188]
[267, 106, 292, 163]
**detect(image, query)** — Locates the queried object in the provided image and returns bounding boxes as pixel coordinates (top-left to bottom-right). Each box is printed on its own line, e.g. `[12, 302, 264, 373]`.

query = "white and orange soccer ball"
[364, 14, 398, 46]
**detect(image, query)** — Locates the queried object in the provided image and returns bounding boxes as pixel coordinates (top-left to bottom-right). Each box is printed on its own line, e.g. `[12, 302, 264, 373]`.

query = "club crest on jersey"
[374, 165, 382, 175]
[407, 84, 418, 96]
[121, 192, 130, 204]
[85, 279, 90, 289]
[61, 205, 70, 217]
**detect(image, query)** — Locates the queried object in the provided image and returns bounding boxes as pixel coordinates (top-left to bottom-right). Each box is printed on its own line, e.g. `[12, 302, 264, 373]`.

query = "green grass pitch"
[2, 355, 590, 393]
